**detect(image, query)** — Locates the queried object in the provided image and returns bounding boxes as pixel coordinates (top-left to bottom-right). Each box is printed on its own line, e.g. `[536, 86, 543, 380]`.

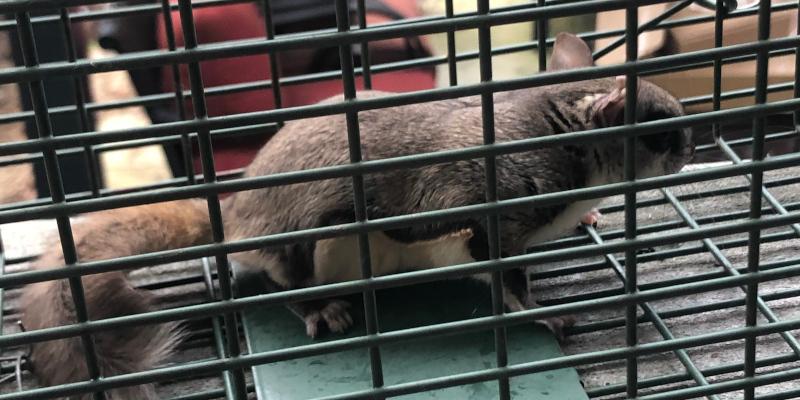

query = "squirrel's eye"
[641, 130, 681, 154]
[638, 111, 681, 155]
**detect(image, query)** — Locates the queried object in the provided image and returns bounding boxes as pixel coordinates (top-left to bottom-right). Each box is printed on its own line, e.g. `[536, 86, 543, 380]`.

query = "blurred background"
[0, 0, 597, 205]
[0, 0, 795, 205]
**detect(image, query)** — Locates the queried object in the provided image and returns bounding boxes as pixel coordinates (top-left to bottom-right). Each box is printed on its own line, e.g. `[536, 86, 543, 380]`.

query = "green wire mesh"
[0, 0, 798, 399]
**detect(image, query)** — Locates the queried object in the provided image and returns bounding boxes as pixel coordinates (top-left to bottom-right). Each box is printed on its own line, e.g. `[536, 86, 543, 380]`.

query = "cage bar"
[355, 0, 372, 89]
[795, 0, 800, 131]
[444, 0, 457, 86]
[583, 225, 720, 400]
[201, 258, 240, 400]
[744, 2, 772, 398]
[623, 5, 639, 397]
[333, 0, 385, 392]
[11, 10, 107, 400]
[536, 0, 547, 72]
[57, 7, 102, 197]
[260, 0, 284, 116]
[474, 0, 513, 397]
[173, 0, 248, 397]
[711, 0, 725, 141]
[159, 0, 196, 185]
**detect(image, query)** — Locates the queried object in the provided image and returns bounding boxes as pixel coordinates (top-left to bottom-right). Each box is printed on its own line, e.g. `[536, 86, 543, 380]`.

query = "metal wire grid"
[525, 166, 800, 400]
[0, 239, 258, 399]
[0, 0, 797, 399]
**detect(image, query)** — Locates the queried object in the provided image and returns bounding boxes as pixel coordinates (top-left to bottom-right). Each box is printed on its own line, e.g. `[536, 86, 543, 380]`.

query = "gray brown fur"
[19, 199, 211, 400]
[19, 33, 694, 396]
[223, 33, 694, 333]
[227, 77, 692, 261]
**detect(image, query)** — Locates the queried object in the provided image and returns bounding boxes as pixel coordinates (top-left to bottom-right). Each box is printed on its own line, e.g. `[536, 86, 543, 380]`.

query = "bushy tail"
[19, 199, 213, 399]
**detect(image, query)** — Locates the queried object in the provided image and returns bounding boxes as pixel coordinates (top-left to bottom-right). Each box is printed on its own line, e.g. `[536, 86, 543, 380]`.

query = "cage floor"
[1, 159, 799, 399]
[233, 265, 588, 400]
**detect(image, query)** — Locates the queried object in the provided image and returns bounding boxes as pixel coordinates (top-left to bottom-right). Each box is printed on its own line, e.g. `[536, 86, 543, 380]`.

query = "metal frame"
[0, 0, 798, 399]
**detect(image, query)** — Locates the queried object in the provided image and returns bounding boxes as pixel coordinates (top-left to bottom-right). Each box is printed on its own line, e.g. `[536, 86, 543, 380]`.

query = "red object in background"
[155, 0, 437, 181]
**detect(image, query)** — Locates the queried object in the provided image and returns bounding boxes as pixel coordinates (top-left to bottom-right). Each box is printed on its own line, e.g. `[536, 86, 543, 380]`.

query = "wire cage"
[0, 0, 799, 399]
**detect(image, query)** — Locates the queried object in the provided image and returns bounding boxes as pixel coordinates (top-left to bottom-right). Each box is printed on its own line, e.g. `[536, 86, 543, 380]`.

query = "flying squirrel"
[18, 33, 695, 399]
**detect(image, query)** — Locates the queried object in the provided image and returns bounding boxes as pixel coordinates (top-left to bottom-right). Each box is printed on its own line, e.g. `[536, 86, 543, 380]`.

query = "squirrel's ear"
[549, 32, 594, 71]
[588, 76, 638, 127]
[588, 76, 645, 127]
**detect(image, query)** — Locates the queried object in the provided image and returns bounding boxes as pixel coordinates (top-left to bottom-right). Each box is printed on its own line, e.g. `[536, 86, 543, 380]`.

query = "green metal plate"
[233, 264, 588, 400]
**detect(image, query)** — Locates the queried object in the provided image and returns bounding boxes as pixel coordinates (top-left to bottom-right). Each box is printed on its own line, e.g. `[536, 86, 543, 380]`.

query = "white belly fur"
[312, 194, 600, 285]
[521, 199, 600, 249]
[312, 229, 477, 285]
[521, 174, 608, 249]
